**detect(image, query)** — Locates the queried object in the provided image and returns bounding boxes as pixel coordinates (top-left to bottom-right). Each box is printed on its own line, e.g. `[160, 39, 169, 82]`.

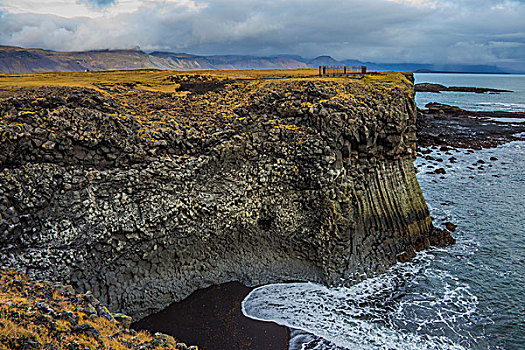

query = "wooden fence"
[319, 65, 367, 77]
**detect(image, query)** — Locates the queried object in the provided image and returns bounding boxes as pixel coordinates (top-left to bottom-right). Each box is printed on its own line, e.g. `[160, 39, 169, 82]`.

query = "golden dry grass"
[0, 270, 188, 349]
[0, 69, 413, 150]
[0, 68, 410, 93]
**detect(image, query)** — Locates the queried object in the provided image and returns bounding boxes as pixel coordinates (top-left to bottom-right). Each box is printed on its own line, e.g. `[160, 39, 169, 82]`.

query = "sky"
[0, 0, 524, 71]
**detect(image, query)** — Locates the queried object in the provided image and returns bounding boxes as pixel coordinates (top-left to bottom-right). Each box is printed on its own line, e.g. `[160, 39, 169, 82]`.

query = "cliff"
[0, 69, 452, 319]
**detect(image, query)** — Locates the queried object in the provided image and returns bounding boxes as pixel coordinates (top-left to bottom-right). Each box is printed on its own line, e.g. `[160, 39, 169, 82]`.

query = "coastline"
[3, 69, 522, 349]
[131, 101, 525, 349]
[417, 102, 525, 150]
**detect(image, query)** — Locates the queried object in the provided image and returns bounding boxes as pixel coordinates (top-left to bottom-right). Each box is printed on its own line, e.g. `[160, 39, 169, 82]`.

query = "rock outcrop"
[417, 103, 525, 149]
[414, 83, 512, 94]
[0, 71, 451, 319]
[0, 269, 194, 350]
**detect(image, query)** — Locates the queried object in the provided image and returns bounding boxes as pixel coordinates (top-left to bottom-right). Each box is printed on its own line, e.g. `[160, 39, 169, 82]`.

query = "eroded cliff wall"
[0, 71, 451, 319]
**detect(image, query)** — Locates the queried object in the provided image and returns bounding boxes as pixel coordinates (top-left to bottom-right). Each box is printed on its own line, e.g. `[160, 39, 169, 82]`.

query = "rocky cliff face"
[0, 71, 452, 319]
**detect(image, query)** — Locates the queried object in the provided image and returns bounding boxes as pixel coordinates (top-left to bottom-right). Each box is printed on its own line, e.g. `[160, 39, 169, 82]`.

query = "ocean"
[242, 74, 525, 350]
[414, 73, 525, 112]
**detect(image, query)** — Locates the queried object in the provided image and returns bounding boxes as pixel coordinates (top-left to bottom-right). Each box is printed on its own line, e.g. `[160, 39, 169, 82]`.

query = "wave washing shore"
[242, 140, 524, 350]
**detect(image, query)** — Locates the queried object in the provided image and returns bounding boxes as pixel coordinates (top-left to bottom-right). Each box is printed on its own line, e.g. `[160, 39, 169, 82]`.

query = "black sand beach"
[132, 282, 290, 350]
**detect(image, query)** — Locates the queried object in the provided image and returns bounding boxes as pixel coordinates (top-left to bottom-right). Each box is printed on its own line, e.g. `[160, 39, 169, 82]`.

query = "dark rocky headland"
[417, 102, 525, 149]
[415, 83, 513, 94]
[0, 69, 454, 348]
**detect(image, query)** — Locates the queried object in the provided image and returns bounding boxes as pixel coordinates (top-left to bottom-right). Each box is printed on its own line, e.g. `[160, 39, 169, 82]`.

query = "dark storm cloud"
[0, 0, 524, 71]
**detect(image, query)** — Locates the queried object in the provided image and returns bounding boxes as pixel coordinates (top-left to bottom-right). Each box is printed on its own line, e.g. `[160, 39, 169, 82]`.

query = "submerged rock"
[444, 222, 458, 232]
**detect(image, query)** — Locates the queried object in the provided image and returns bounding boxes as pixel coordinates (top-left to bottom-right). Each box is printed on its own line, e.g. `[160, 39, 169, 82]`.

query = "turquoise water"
[414, 73, 525, 112]
[243, 75, 525, 349]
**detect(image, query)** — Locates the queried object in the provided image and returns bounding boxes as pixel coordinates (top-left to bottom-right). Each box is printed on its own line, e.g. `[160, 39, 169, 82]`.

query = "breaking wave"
[242, 251, 481, 350]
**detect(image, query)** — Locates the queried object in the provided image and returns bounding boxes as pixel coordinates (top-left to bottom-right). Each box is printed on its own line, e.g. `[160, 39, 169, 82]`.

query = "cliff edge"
[0, 69, 453, 319]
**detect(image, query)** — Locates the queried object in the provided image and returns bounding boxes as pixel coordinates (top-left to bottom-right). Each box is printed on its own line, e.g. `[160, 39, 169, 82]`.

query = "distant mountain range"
[0, 46, 515, 74]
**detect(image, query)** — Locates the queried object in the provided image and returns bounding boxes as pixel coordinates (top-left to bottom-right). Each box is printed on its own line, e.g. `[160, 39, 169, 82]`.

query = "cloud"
[0, 0, 524, 70]
[383, 0, 439, 7]
[77, 0, 116, 8]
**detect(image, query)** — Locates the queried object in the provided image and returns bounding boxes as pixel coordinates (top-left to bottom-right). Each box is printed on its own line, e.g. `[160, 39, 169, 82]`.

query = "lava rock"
[71, 324, 101, 338]
[443, 222, 457, 232]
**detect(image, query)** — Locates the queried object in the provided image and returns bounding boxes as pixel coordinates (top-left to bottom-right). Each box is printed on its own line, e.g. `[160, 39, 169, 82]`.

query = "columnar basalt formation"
[0, 70, 452, 319]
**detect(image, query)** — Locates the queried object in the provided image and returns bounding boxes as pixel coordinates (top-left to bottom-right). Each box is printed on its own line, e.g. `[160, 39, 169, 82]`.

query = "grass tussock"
[0, 269, 195, 350]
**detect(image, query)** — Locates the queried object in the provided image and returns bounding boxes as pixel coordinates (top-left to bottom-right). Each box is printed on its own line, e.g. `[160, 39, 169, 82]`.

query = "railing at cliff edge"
[319, 65, 367, 77]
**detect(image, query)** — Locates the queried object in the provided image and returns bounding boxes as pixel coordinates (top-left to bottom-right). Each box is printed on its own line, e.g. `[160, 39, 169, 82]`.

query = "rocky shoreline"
[415, 83, 513, 94]
[417, 102, 525, 149]
[414, 100, 525, 235]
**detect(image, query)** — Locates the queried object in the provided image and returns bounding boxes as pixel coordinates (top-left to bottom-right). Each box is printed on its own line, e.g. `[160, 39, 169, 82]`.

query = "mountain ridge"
[0, 45, 514, 73]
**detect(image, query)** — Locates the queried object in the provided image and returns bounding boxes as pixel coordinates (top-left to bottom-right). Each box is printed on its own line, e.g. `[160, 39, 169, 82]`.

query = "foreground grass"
[0, 270, 195, 350]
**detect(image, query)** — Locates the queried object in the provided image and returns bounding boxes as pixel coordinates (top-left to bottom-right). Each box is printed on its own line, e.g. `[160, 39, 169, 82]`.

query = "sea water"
[414, 73, 525, 112]
[243, 142, 525, 350]
[242, 75, 525, 350]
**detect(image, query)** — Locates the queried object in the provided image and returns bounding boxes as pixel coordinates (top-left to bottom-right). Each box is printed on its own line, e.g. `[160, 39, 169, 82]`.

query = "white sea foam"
[476, 102, 525, 109]
[485, 118, 525, 123]
[242, 254, 477, 350]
